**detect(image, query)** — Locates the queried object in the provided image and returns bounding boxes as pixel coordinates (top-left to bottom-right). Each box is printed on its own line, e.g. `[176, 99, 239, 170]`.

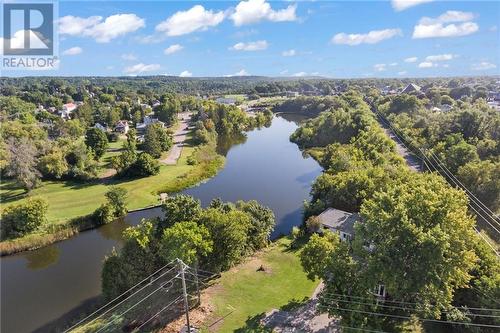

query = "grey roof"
[317, 208, 360, 235]
[401, 83, 421, 94]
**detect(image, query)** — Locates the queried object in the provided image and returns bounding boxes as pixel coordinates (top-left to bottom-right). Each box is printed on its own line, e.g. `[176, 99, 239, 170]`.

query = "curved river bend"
[1, 115, 321, 333]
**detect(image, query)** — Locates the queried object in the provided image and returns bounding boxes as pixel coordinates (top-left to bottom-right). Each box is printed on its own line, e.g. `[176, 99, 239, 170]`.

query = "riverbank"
[0, 142, 225, 256]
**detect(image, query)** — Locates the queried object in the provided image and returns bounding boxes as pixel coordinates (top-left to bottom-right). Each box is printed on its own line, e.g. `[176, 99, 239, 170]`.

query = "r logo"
[3, 3, 54, 55]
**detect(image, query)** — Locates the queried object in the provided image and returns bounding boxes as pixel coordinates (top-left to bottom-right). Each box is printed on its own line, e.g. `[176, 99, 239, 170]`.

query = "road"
[161, 112, 191, 165]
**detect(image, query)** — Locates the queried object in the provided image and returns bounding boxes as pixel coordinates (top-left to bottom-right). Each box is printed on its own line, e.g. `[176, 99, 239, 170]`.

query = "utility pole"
[178, 259, 191, 333]
[194, 263, 201, 306]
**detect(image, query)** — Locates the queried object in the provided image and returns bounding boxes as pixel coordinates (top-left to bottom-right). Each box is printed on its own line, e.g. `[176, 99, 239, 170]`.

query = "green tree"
[159, 195, 202, 230]
[160, 221, 213, 265]
[1, 198, 48, 239]
[457, 160, 500, 211]
[85, 127, 109, 160]
[128, 152, 160, 177]
[236, 200, 276, 250]
[357, 173, 477, 316]
[300, 231, 339, 280]
[199, 208, 251, 271]
[143, 124, 163, 158]
[38, 147, 69, 179]
[105, 186, 128, 217]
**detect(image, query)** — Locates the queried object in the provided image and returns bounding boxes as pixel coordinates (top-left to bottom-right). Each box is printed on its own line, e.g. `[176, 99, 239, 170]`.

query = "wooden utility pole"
[178, 259, 191, 333]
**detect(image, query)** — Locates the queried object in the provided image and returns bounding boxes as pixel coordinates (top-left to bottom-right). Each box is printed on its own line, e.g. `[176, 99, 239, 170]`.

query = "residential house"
[115, 120, 130, 134]
[135, 115, 165, 134]
[316, 208, 360, 242]
[317, 207, 386, 299]
[152, 100, 161, 108]
[93, 123, 108, 132]
[286, 91, 300, 98]
[401, 83, 421, 94]
[58, 102, 77, 119]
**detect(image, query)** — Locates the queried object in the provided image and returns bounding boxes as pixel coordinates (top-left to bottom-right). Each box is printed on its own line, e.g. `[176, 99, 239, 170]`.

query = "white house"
[135, 116, 165, 134]
[58, 102, 77, 119]
[115, 120, 130, 134]
[316, 208, 360, 242]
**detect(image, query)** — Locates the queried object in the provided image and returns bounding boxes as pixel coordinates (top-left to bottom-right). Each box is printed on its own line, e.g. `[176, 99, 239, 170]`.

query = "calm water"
[0, 115, 321, 333]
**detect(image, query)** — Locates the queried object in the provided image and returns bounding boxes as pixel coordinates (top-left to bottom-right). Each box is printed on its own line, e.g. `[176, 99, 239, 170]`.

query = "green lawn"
[202, 237, 319, 332]
[0, 145, 197, 226]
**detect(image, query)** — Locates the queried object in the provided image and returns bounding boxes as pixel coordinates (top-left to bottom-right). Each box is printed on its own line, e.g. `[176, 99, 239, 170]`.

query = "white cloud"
[225, 69, 250, 77]
[413, 11, 478, 39]
[59, 14, 145, 43]
[404, 56, 418, 63]
[418, 61, 437, 68]
[230, 0, 297, 26]
[332, 28, 402, 45]
[374, 64, 387, 72]
[280, 69, 289, 75]
[471, 62, 497, 71]
[292, 71, 307, 77]
[389, 62, 398, 66]
[164, 44, 184, 55]
[425, 54, 456, 61]
[62, 46, 82, 56]
[121, 53, 137, 61]
[124, 63, 160, 74]
[179, 70, 193, 77]
[391, 0, 434, 11]
[230, 40, 268, 51]
[282, 49, 296, 57]
[398, 71, 408, 75]
[156, 5, 224, 36]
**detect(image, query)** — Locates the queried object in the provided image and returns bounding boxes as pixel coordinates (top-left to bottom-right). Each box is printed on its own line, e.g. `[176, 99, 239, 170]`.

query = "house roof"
[115, 120, 128, 127]
[317, 208, 360, 235]
[402, 83, 421, 94]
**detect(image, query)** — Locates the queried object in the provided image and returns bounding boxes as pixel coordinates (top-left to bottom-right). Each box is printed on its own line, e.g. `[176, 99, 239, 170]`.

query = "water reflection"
[24, 245, 60, 270]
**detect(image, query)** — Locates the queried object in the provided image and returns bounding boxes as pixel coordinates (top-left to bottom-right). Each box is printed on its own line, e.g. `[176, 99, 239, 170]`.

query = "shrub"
[1, 198, 48, 239]
[92, 203, 115, 225]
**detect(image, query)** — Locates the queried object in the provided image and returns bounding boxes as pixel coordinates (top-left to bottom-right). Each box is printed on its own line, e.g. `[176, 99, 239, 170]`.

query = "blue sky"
[2, 0, 500, 77]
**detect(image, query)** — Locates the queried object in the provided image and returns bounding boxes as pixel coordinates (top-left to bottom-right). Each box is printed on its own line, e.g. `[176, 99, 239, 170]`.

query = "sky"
[2, 0, 500, 78]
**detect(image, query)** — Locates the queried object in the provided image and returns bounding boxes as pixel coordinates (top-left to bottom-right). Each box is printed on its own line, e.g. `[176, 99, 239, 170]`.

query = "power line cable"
[64, 261, 177, 332]
[321, 303, 500, 329]
[132, 296, 183, 332]
[320, 295, 500, 319]
[94, 273, 180, 333]
[322, 292, 500, 313]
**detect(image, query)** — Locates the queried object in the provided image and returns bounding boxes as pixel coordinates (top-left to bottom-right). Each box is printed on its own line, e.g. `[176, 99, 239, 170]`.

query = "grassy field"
[0, 136, 225, 254]
[201, 237, 319, 332]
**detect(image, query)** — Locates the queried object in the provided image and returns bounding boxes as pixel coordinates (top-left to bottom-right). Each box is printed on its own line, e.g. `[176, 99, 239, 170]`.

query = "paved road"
[161, 112, 191, 165]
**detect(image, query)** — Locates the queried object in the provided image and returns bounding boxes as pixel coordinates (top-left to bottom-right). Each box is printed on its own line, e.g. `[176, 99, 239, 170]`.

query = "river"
[0, 115, 322, 333]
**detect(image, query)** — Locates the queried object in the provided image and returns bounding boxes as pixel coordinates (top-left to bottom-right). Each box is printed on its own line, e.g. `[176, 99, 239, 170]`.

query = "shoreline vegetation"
[1, 101, 273, 256]
[0, 142, 226, 256]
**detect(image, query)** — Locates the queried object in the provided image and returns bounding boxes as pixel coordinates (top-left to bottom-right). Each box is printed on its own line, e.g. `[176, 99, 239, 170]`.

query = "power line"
[370, 105, 500, 254]
[320, 295, 500, 319]
[321, 303, 500, 329]
[93, 273, 180, 333]
[321, 292, 500, 313]
[64, 261, 177, 332]
[132, 296, 183, 332]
